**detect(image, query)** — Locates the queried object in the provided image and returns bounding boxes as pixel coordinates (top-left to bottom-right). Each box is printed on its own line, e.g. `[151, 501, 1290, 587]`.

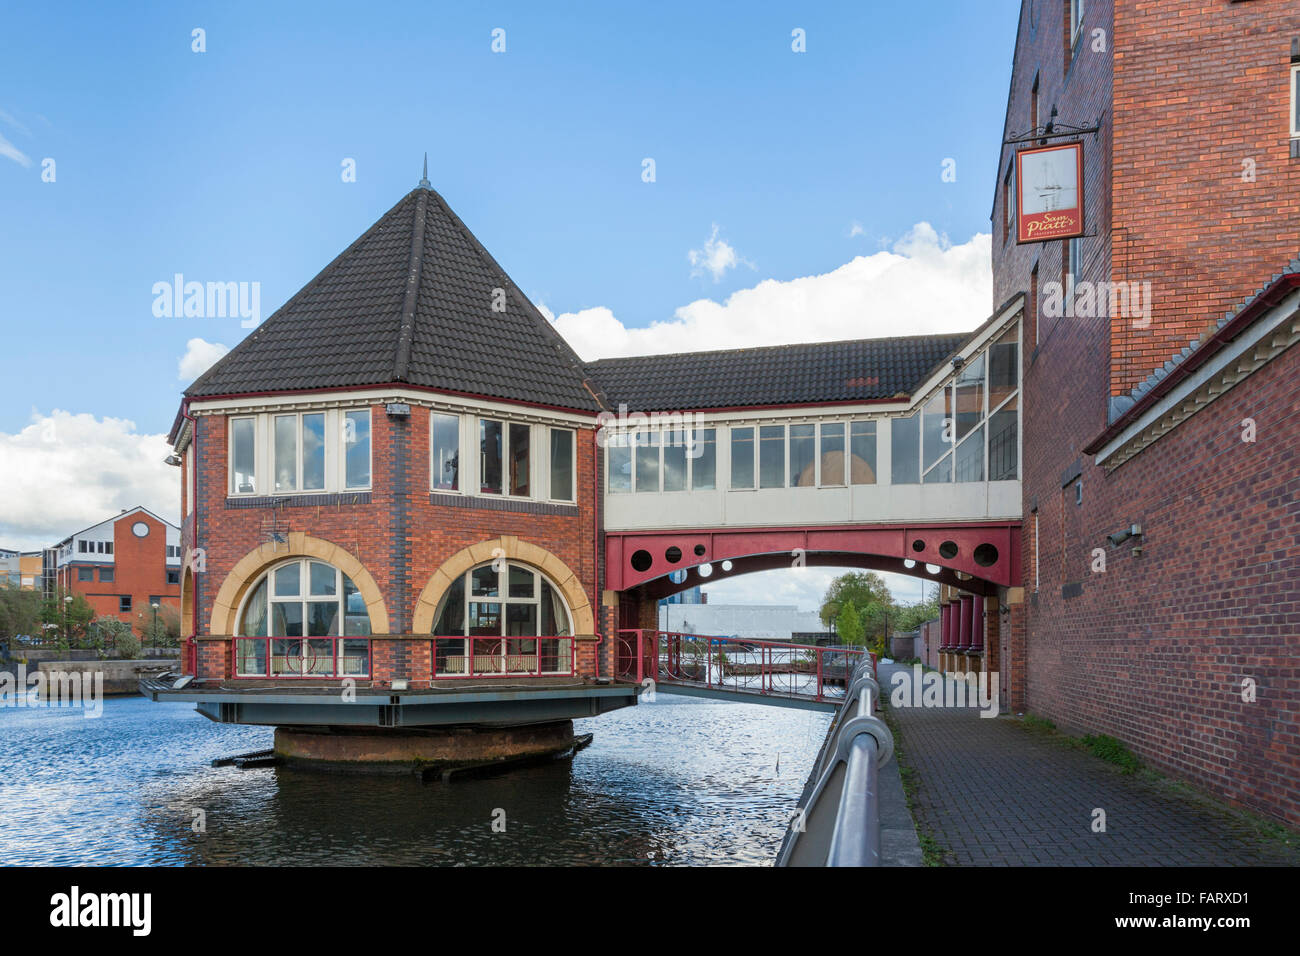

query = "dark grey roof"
[584, 333, 970, 412]
[186, 187, 600, 413]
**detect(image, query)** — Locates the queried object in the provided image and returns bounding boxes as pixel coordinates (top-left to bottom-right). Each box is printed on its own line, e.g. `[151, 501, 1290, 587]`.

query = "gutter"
[1083, 273, 1300, 456]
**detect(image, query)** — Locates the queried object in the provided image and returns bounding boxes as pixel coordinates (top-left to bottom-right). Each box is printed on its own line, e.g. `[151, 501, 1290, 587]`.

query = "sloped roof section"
[186, 187, 600, 413]
[584, 333, 970, 412]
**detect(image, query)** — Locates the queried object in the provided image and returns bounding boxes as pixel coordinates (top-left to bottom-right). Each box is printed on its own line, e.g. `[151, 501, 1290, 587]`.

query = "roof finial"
[418, 152, 430, 189]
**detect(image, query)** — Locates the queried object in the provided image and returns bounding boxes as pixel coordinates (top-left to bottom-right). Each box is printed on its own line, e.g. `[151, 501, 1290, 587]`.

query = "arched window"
[235, 558, 371, 678]
[431, 561, 573, 677]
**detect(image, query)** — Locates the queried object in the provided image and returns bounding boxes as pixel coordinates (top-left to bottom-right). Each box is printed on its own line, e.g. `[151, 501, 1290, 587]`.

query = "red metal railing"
[432, 636, 576, 679]
[615, 629, 864, 703]
[232, 637, 372, 679]
[183, 637, 197, 676]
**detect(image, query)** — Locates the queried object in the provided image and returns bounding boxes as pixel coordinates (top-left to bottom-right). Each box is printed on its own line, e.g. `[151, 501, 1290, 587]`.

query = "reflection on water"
[0, 693, 830, 866]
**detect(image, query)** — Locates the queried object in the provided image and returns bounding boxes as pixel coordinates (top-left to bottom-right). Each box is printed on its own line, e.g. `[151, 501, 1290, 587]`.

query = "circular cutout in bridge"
[630, 549, 653, 573]
[721, 560, 733, 571]
[694, 543, 707, 557]
[698, 563, 713, 578]
[924, 563, 941, 574]
[911, 539, 926, 553]
[665, 546, 682, 564]
[938, 540, 959, 560]
[973, 543, 999, 568]
[903, 559, 916, 569]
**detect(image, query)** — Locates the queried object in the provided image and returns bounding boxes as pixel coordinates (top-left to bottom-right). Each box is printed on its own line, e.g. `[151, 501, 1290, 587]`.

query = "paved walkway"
[878, 663, 1300, 866]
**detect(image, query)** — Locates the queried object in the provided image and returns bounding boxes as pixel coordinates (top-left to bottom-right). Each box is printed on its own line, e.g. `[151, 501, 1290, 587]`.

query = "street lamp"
[63, 594, 73, 643]
[151, 602, 160, 653]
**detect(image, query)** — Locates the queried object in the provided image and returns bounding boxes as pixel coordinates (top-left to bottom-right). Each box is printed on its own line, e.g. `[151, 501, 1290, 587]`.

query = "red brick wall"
[192, 403, 600, 685]
[1110, 0, 1300, 395]
[994, 0, 1300, 826]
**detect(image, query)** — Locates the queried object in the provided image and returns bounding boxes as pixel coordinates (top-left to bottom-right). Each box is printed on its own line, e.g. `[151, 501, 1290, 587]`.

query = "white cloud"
[0, 132, 31, 168]
[0, 410, 178, 552]
[688, 223, 751, 282]
[551, 222, 991, 361]
[848, 221, 865, 238]
[178, 338, 229, 381]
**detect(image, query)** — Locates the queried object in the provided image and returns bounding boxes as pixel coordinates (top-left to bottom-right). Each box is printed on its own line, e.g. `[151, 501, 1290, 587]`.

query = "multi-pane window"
[235, 558, 371, 677]
[229, 409, 371, 496]
[819, 423, 846, 486]
[273, 412, 325, 493]
[119, 596, 132, 613]
[549, 428, 574, 501]
[904, 322, 1020, 485]
[789, 424, 816, 487]
[1069, 0, 1084, 50]
[167, 570, 180, 585]
[77, 567, 93, 582]
[609, 428, 714, 493]
[478, 418, 533, 496]
[431, 561, 574, 676]
[100, 568, 114, 583]
[431, 413, 460, 492]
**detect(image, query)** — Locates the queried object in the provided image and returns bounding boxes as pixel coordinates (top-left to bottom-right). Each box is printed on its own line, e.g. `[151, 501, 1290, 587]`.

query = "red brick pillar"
[969, 595, 984, 652]
[958, 595, 973, 652]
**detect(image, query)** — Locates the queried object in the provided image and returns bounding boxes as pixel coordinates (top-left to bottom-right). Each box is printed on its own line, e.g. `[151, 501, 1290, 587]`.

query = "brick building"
[51, 506, 182, 624]
[991, 0, 1300, 826]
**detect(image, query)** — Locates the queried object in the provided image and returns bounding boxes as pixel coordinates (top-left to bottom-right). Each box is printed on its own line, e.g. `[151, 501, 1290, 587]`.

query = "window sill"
[429, 492, 578, 517]
[225, 492, 373, 509]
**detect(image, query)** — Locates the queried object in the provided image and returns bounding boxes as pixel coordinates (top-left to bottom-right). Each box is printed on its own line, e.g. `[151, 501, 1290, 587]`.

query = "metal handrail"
[776, 655, 894, 867]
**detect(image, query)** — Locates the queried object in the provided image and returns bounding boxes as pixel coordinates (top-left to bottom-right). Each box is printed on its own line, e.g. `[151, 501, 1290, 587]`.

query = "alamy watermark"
[888, 663, 999, 718]
[595, 403, 709, 458]
[0, 665, 103, 718]
[152, 274, 261, 328]
[1041, 276, 1153, 327]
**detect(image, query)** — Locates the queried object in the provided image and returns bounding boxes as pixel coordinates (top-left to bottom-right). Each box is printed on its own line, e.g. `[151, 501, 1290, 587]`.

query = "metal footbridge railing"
[775, 654, 895, 866]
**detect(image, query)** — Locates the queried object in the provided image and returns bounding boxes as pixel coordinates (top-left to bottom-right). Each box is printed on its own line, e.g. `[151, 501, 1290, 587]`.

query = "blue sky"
[0, 0, 1021, 604]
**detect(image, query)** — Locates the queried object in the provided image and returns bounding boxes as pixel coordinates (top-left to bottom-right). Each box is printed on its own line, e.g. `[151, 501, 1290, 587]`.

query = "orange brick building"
[52, 507, 182, 624]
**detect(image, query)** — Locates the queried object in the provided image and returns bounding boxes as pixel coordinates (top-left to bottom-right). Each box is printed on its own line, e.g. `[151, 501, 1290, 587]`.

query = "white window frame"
[548, 427, 577, 503]
[477, 417, 535, 499]
[1291, 64, 1299, 139]
[229, 415, 259, 496]
[1069, 0, 1084, 49]
[429, 412, 463, 495]
[341, 408, 372, 492]
[272, 411, 328, 495]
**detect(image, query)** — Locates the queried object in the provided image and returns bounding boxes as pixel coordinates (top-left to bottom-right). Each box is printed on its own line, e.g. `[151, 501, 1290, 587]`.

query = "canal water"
[0, 692, 830, 866]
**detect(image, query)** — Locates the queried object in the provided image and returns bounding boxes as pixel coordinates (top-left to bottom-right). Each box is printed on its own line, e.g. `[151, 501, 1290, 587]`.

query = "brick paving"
[879, 663, 1300, 866]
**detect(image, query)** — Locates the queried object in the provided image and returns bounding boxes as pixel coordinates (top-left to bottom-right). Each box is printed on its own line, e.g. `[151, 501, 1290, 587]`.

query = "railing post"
[816, 649, 824, 701]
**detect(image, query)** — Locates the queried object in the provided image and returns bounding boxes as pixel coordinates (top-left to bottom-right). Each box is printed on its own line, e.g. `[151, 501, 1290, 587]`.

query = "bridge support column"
[273, 721, 578, 772]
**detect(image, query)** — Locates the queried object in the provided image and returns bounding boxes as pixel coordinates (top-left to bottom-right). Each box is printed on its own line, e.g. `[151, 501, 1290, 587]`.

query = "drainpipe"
[593, 423, 602, 677]
[182, 398, 199, 669]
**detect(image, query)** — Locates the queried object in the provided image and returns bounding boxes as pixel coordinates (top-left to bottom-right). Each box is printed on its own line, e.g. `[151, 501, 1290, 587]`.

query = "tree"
[835, 602, 865, 646]
[0, 584, 42, 642]
[895, 583, 941, 633]
[39, 592, 95, 647]
[97, 617, 138, 658]
[136, 603, 180, 647]
[820, 571, 895, 629]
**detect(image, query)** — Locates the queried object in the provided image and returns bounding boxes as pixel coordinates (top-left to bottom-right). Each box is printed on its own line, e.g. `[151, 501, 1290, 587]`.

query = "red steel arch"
[605, 522, 1020, 597]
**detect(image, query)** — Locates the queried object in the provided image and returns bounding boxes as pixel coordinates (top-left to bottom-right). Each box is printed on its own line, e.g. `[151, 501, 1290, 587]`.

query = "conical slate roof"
[186, 186, 601, 413]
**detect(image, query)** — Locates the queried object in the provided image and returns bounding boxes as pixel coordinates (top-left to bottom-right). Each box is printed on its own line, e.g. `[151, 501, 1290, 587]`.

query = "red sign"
[1015, 142, 1084, 244]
